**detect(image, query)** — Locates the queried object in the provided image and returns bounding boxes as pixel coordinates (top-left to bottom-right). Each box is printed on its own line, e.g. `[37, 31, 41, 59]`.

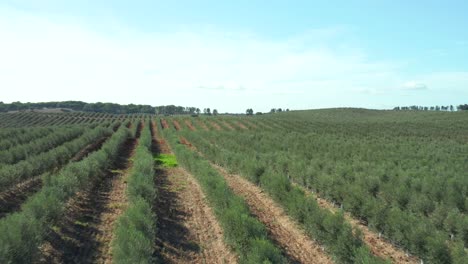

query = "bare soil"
[292, 183, 419, 264]
[243, 120, 257, 129]
[160, 118, 170, 129]
[221, 121, 235, 130]
[195, 120, 209, 131]
[209, 121, 222, 131]
[184, 120, 196, 131]
[37, 123, 141, 264]
[0, 176, 42, 219]
[211, 164, 334, 264]
[173, 120, 182, 131]
[236, 121, 248, 130]
[151, 121, 236, 264]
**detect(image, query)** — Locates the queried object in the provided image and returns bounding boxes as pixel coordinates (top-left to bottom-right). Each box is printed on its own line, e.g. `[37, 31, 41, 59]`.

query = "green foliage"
[112, 122, 157, 263]
[175, 109, 468, 263]
[112, 198, 156, 264]
[0, 125, 112, 192]
[0, 126, 85, 164]
[0, 125, 130, 262]
[161, 129, 286, 263]
[154, 154, 178, 168]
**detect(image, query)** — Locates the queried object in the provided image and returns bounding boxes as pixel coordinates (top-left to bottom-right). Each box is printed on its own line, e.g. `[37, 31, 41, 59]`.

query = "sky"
[1, 1, 467, 113]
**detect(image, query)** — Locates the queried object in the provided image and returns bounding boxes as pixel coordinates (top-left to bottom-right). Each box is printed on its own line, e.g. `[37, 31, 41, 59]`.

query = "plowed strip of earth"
[161, 118, 170, 129]
[0, 136, 109, 219]
[243, 120, 257, 129]
[221, 121, 235, 130]
[151, 121, 236, 264]
[209, 121, 222, 131]
[210, 163, 334, 264]
[292, 182, 419, 264]
[195, 120, 209, 131]
[173, 120, 182, 131]
[236, 121, 248, 130]
[37, 124, 141, 264]
[184, 120, 196, 131]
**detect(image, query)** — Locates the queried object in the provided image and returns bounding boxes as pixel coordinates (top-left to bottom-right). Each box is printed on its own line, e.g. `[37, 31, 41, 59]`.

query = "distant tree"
[213, 109, 219, 116]
[458, 104, 468, 111]
[450, 105, 454, 111]
[255, 112, 263, 115]
[196, 108, 201, 115]
[270, 108, 276, 113]
[203, 108, 211, 115]
[246, 108, 254, 115]
[286, 109, 290, 112]
[277, 108, 283, 112]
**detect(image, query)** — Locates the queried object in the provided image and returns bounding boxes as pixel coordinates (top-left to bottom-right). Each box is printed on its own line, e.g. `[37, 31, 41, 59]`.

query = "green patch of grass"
[154, 154, 178, 167]
[74, 220, 89, 227]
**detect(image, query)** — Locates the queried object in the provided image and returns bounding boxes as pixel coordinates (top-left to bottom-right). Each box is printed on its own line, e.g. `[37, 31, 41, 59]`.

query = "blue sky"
[1, 1, 467, 112]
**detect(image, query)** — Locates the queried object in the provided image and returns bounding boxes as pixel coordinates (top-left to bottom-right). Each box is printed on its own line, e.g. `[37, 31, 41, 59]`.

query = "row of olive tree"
[179, 131, 388, 264]
[0, 124, 131, 263]
[186, 123, 467, 263]
[0, 126, 53, 150]
[0, 126, 85, 165]
[160, 122, 287, 263]
[112, 120, 157, 263]
[0, 124, 114, 192]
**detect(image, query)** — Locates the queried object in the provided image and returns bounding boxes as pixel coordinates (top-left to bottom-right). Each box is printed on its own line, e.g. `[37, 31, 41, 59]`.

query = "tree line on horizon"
[394, 104, 468, 111]
[0, 101, 199, 115]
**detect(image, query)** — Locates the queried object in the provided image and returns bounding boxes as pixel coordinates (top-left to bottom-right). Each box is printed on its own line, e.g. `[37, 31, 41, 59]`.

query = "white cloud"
[402, 81, 428, 90]
[0, 6, 466, 112]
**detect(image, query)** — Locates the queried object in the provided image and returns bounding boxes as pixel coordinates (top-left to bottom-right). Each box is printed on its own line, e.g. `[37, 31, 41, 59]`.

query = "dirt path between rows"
[151, 121, 236, 264]
[292, 183, 419, 264]
[160, 118, 170, 129]
[236, 121, 248, 130]
[195, 120, 209, 131]
[173, 120, 182, 131]
[211, 164, 334, 264]
[37, 124, 141, 264]
[243, 120, 257, 129]
[209, 121, 222, 131]
[221, 121, 235, 130]
[184, 120, 196, 131]
[0, 136, 109, 219]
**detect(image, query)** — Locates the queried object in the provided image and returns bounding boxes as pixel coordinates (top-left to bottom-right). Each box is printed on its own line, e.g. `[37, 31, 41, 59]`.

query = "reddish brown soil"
[195, 120, 209, 131]
[292, 183, 419, 264]
[179, 136, 196, 150]
[151, 121, 171, 154]
[71, 137, 108, 162]
[243, 120, 257, 129]
[236, 121, 248, 130]
[221, 121, 235, 130]
[184, 120, 197, 131]
[173, 120, 182, 131]
[151, 122, 236, 264]
[0, 176, 42, 219]
[209, 121, 222, 131]
[212, 164, 334, 264]
[37, 123, 141, 264]
[161, 118, 170, 129]
[0, 136, 109, 219]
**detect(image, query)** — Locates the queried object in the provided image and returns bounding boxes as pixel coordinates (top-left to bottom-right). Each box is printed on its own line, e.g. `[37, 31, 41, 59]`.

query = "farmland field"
[0, 109, 467, 264]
